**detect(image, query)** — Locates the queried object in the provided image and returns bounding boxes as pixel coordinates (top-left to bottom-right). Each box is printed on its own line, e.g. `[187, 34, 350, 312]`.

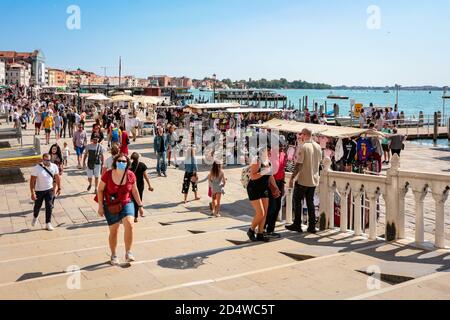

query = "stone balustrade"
[283, 155, 450, 249]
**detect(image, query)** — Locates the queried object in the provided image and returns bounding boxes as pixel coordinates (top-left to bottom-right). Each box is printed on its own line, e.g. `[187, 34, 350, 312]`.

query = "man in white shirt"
[13, 109, 20, 128]
[30, 154, 62, 231]
[130, 116, 140, 142]
[74, 112, 81, 125]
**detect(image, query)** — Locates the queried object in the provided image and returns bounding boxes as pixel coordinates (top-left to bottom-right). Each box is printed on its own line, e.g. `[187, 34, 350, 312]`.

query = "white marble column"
[432, 190, 449, 249]
[397, 184, 409, 240]
[329, 185, 336, 229]
[354, 189, 363, 236]
[368, 189, 380, 241]
[285, 188, 293, 225]
[413, 187, 428, 244]
[338, 186, 349, 233]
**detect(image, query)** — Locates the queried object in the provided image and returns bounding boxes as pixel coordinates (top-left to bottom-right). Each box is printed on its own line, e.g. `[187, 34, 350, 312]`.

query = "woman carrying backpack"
[120, 126, 130, 156]
[109, 123, 121, 148]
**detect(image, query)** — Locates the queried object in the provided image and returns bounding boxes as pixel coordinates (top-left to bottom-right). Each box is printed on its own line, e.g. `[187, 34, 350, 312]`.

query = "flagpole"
[119, 56, 122, 88]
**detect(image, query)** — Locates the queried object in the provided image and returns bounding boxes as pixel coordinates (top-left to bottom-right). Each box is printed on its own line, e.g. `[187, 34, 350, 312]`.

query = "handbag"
[95, 169, 128, 216]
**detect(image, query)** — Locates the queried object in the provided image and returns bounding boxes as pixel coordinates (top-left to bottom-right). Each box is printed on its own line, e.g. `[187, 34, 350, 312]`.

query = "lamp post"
[77, 74, 81, 114]
[213, 73, 217, 103]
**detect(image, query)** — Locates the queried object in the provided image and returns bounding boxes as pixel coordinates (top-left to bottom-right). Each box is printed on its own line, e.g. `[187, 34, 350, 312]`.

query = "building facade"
[0, 50, 46, 86]
[0, 60, 5, 86]
[148, 75, 171, 87]
[47, 68, 66, 87]
[6, 62, 31, 86]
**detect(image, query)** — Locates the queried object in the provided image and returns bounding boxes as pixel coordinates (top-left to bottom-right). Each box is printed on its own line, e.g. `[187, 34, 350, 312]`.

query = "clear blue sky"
[1, 0, 449, 86]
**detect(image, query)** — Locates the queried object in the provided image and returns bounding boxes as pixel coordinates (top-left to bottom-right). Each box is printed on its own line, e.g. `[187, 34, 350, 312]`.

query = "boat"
[215, 89, 287, 102]
[383, 87, 390, 94]
[327, 95, 349, 100]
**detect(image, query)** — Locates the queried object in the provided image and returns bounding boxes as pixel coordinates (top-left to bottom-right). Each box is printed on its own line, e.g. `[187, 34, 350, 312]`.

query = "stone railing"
[283, 155, 450, 249]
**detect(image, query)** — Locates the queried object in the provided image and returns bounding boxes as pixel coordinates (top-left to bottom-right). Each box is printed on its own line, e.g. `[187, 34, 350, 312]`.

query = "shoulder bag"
[106, 169, 128, 215]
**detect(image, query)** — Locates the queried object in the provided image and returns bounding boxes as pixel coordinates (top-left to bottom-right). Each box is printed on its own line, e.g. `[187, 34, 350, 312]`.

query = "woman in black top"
[247, 147, 280, 242]
[130, 153, 154, 222]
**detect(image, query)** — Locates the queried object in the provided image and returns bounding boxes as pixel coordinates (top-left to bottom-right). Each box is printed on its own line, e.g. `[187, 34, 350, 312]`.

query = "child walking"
[208, 162, 226, 218]
[63, 142, 70, 167]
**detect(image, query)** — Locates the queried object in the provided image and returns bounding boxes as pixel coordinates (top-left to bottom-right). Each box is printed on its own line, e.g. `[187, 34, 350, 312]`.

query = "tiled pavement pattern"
[0, 121, 448, 300]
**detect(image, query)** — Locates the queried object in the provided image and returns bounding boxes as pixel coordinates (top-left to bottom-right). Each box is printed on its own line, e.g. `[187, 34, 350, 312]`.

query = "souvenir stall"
[155, 105, 186, 128]
[253, 119, 387, 229]
[85, 94, 111, 120]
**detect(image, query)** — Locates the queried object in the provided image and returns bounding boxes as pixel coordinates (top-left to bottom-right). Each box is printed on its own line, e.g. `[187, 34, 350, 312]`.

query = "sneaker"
[286, 224, 303, 233]
[126, 251, 136, 263]
[87, 185, 92, 192]
[31, 217, 38, 227]
[46, 223, 55, 231]
[307, 227, 318, 234]
[267, 232, 282, 239]
[110, 255, 120, 266]
[247, 228, 257, 242]
[256, 233, 270, 242]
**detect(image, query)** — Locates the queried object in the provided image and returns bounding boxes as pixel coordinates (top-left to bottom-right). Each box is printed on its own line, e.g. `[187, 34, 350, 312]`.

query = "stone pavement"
[0, 121, 448, 300]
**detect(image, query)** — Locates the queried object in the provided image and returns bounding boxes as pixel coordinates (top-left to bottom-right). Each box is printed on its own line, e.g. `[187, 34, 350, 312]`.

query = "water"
[191, 89, 448, 117]
[410, 139, 450, 149]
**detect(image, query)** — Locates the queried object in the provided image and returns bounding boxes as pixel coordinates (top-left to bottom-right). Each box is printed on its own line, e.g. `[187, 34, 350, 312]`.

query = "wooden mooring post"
[433, 112, 438, 142]
[448, 117, 450, 141]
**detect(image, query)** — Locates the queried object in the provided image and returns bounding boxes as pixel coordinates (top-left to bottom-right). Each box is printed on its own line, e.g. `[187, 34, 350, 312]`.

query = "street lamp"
[77, 74, 81, 113]
[213, 74, 217, 103]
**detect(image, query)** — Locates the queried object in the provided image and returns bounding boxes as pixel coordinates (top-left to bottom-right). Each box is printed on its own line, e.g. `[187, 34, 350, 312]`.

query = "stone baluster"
[320, 157, 332, 228]
[354, 187, 364, 236]
[385, 154, 401, 241]
[338, 184, 350, 233]
[432, 187, 449, 249]
[329, 182, 337, 229]
[398, 183, 410, 239]
[412, 185, 429, 244]
[367, 188, 380, 240]
[285, 188, 294, 225]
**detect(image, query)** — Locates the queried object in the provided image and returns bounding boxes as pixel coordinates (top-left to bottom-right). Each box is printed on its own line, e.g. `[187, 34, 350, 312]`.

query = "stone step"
[362, 271, 450, 300]
[0, 210, 232, 245]
[0, 228, 389, 300]
[0, 216, 249, 261]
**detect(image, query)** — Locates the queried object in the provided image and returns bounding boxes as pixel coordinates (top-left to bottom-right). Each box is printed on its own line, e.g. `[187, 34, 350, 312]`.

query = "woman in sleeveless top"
[246, 147, 281, 242]
[208, 162, 226, 217]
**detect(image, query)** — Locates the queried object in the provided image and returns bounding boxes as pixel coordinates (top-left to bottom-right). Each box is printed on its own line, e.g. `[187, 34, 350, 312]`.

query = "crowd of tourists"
[0, 86, 408, 266]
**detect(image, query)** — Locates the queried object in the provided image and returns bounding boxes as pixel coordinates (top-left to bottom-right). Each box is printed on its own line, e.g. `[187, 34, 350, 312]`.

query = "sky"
[1, 0, 450, 86]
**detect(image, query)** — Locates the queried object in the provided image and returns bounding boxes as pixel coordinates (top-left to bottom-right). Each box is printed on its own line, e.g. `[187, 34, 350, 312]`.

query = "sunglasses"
[117, 160, 127, 163]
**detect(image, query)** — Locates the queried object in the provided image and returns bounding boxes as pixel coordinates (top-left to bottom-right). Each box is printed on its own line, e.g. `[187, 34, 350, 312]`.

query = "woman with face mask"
[96, 154, 145, 265]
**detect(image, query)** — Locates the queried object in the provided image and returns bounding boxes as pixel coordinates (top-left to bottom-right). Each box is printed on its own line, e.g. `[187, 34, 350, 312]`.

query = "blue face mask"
[117, 162, 127, 171]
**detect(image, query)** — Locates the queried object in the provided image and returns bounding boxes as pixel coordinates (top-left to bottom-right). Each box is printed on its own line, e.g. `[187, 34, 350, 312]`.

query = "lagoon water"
[192, 89, 448, 117]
